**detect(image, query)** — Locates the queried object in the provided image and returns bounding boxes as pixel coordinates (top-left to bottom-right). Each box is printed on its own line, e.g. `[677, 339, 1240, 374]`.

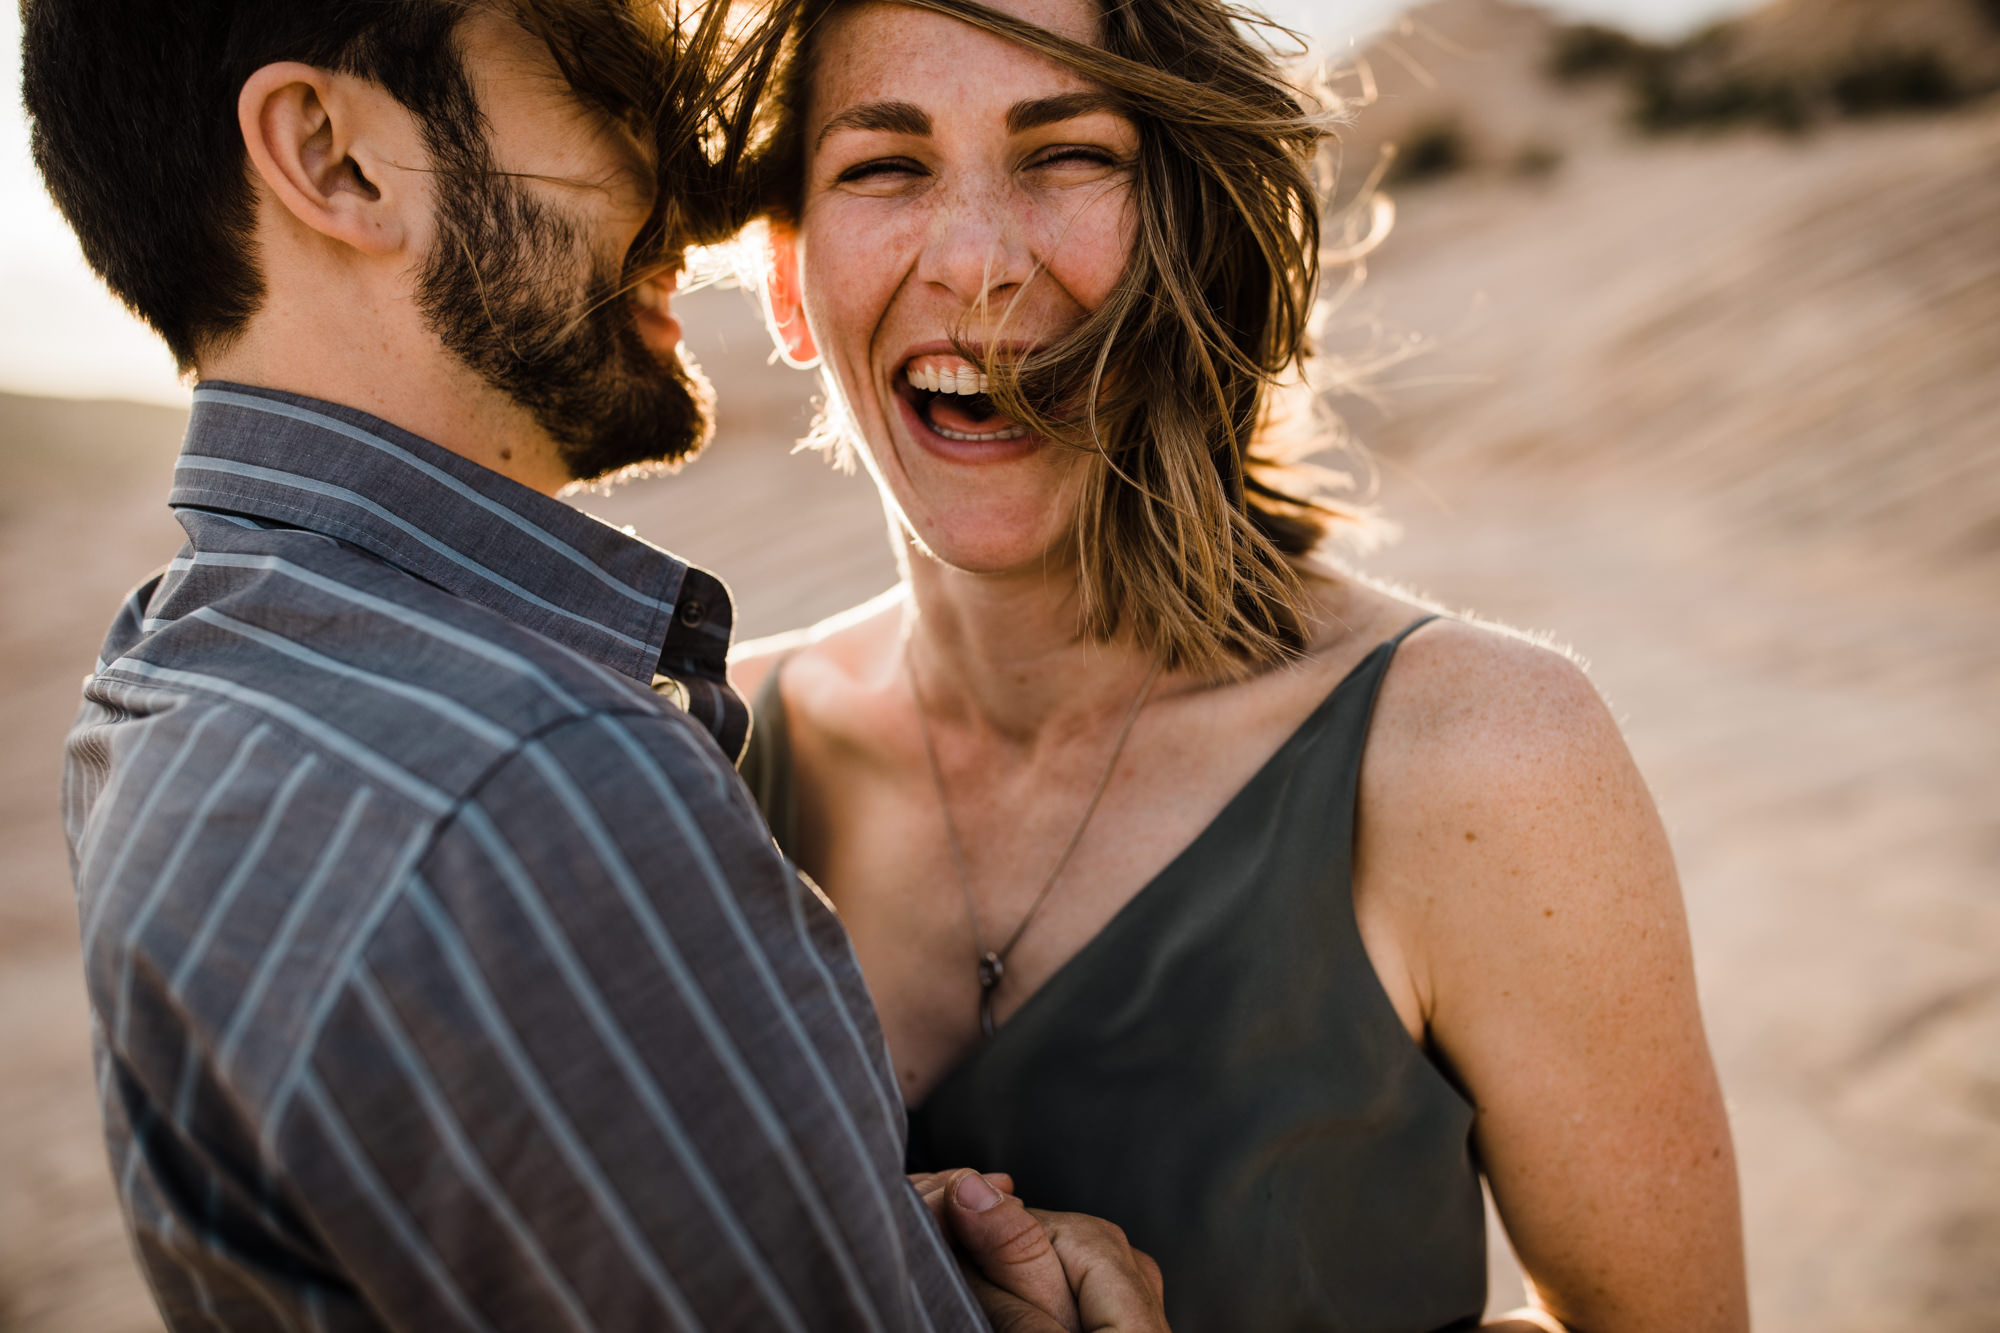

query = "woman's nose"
[916, 185, 1035, 314]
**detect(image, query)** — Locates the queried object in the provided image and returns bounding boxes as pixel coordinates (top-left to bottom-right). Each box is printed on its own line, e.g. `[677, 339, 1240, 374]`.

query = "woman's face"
[781, 0, 1139, 575]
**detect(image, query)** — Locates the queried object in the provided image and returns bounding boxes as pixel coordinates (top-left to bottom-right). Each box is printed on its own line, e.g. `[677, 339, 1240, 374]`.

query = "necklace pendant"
[977, 951, 1005, 991]
[979, 989, 998, 1040]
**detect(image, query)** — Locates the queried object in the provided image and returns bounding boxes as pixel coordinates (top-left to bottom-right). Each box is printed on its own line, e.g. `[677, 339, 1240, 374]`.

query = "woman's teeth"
[905, 361, 1027, 441]
[906, 364, 991, 395]
[931, 419, 1027, 442]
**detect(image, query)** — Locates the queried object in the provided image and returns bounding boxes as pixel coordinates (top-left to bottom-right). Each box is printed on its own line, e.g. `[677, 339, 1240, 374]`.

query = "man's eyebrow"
[1005, 91, 1122, 134]
[815, 101, 933, 150]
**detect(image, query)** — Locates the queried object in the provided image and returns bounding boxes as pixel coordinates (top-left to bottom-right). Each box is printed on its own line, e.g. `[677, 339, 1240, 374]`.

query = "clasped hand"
[910, 1170, 1170, 1333]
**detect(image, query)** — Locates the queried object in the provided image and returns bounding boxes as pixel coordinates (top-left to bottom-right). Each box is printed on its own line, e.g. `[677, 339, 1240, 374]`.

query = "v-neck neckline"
[909, 629, 1405, 1113]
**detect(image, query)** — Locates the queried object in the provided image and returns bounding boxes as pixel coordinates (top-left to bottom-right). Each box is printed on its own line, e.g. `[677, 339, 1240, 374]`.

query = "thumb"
[942, 1169, 1082, 1333]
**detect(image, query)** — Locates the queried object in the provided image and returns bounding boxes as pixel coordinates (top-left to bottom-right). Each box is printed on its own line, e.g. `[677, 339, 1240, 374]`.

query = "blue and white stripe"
[65, 385, 978, 1333]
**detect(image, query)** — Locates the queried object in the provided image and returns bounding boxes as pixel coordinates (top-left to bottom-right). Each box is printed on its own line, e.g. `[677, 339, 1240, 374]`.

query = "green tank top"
[738, 618, 1487, 1333]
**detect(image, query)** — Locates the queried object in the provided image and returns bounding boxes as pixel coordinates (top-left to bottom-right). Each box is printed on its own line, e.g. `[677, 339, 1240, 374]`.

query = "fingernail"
[954, 1172, 1004, 1212]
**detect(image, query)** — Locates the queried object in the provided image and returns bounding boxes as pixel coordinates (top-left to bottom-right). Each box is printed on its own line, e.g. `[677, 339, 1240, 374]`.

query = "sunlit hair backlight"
[755, 0, 1374, 679]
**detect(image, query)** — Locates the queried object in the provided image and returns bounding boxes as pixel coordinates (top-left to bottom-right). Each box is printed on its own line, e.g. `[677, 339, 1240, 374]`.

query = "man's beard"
[417, 167, 713, 484]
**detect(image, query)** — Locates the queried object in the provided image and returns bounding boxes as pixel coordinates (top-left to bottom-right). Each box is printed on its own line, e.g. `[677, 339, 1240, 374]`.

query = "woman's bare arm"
[1360, 624, 1747, 1333]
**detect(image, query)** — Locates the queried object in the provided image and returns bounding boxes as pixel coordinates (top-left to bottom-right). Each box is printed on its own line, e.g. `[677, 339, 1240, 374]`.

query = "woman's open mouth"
[901, 357, 1029, 444]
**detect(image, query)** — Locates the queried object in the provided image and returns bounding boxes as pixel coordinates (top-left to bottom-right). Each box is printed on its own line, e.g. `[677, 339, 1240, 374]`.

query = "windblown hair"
[22, 0, 787, 370]
[755, 0, 1361, 679]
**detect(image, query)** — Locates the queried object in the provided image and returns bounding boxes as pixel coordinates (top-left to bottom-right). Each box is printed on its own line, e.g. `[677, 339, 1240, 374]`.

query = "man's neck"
[198, 316, 572, 496]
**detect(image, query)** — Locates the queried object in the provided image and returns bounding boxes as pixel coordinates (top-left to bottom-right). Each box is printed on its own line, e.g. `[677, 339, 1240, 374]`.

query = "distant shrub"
[1630, 68, 1690, 130]
[1681, 19, 1738, 58]
[1511, 142, 1564, 180]
[1553, 19, 1806, 136]
[1829, 50, 1964, 115]
[1549, 15, 1984, 142]
[1633, 70, 1807, 134]
[1550, 24, 1657, 81]
[1386, 120, 1468, 185]
[1763, 83, 1810, 133]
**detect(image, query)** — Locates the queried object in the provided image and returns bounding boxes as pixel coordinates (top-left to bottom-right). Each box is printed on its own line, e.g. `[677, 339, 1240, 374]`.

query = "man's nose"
[916, 184, 1035, 314]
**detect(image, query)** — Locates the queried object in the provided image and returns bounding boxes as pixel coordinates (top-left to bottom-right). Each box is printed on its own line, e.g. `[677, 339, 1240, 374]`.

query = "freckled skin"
[1356, 623, 1745, 1331]
[780, 0, 1139, 576]
[741, 596, 1747, 1333]
[734, 0, 1746, 1326]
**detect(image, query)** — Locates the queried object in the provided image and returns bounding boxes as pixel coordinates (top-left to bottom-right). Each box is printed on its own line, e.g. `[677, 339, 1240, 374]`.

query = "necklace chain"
[904, 644, 1162, 1039]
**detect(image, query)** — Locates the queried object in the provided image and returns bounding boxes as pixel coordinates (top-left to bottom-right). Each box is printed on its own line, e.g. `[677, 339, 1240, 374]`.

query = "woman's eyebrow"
[1005, 91, 1120, 134]
[816, 100, 932, 149]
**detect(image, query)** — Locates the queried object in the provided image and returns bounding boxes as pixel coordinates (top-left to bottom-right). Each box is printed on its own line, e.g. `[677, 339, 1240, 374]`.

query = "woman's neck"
[899, 550, 1164, 748]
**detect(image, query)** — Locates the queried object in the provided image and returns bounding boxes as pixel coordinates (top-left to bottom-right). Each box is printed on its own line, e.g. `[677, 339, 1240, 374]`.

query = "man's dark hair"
[22, 0, 773, 371]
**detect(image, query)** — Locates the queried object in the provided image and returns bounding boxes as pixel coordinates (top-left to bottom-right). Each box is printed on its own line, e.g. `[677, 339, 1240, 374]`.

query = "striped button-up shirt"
[62, 384, 987, 1333]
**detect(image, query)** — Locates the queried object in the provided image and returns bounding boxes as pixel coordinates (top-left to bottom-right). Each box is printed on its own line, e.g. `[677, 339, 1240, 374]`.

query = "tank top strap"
[737, 656, 802, 854]
[908, 610, 1486, 1333]
[1300, 612, 1442, 750]
[744, 616, 1442, 871]
[1268, 612, 1446, 881]
[1386, 612, 1444, 651]
[1351, 608, 1440, 738]
[1348, 612, 1444, 729]
[1337, 612, 1443, 737]
[1344, 608, 1440, 764]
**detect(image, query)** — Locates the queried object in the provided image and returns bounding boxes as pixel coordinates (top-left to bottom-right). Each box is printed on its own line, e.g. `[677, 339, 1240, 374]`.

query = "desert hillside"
[1319, 0, 2000, 577]
[1668, 0, 2000, 106]
[2, 1, 1995, 1329]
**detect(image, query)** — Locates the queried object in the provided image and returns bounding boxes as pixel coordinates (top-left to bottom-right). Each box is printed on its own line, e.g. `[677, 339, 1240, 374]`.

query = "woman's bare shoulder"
[1358, 620, 1740, 1329]
[728, 586, 905, 700]
[1361, 612, 1677, 1005]
[1357, 607, 1668, 919]
[1367, 611, 1620, 788]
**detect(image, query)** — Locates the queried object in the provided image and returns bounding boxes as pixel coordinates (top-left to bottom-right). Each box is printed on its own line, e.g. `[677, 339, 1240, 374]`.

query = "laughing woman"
[729, 0, 1748, 1328]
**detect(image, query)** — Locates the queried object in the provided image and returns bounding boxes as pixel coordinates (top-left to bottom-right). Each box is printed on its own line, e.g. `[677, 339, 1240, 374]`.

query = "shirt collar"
[170, 382, 747, 759]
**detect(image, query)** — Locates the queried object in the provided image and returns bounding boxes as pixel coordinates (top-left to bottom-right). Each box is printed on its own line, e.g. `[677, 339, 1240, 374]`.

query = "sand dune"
[1, 2, 1994, 1326]
[1349, 102, 2000, 575]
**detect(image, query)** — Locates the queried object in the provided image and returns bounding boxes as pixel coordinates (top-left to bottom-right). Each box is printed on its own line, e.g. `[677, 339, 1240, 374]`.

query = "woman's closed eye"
[830, 145, 1128, 195]
[833, 156, 930, 192]
[1026, 144, 1124, 171]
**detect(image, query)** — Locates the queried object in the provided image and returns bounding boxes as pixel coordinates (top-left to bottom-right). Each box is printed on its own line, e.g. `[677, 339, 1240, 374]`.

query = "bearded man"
[23, 1, 1166, 1328]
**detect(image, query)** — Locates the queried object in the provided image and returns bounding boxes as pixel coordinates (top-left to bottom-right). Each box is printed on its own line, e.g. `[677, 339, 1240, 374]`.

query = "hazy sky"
[1, 0, 1756, 405]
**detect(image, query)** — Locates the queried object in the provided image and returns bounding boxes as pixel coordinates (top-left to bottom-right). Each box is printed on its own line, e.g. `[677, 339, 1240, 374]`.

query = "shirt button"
[677, 599, 707, 629]
[650, 675, 689, 711]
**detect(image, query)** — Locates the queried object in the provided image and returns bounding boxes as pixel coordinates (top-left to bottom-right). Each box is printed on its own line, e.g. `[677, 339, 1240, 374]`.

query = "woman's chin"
[900, 515, 1075, 579]
[871, 397, 1088, 575]
[886, 465, 1083, 578]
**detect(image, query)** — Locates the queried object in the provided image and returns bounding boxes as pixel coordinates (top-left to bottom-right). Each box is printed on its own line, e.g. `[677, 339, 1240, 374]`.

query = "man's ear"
[238, 63, 414, 258]
[761, 225, 820, 370]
